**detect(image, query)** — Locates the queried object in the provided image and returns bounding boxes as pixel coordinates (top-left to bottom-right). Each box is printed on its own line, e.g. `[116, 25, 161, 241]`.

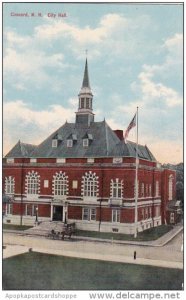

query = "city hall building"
[3, 59, 176, 234]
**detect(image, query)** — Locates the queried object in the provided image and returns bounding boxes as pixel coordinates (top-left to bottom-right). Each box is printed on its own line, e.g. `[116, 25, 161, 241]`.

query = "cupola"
[75, 58, 94, 126]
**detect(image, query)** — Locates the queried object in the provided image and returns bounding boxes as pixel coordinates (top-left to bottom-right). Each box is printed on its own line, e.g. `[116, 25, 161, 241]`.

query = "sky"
[3, 2, 183, 164]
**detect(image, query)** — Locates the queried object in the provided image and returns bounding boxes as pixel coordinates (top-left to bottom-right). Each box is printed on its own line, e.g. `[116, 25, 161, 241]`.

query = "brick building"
[3, 59, 176, 234]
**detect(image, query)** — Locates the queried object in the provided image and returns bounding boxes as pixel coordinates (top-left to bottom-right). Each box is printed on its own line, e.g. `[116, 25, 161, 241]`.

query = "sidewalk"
[152, 224, 183, 246]
[3, 223, 183, 272]
[72, 224, 183, 247]
[3, 245, 29, 259]
[3, 223, 183, 247]
[3, 232, 183, 270]
[32, 247, 183, 270]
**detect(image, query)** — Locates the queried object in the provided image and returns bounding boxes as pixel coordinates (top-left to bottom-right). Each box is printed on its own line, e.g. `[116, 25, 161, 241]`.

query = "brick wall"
[68, 205, 82, 220]
[3, 159, 175, 226]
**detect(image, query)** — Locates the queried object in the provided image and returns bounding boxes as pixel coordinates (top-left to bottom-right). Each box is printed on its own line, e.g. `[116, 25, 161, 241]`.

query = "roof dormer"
[82, 132, 93, 147]
[66, 134, 77, 147]
[52, 133, 62, 148]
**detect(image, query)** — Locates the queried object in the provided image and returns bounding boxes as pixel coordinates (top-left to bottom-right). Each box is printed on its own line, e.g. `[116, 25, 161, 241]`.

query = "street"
[164, 231, 183, 251]
[3, 230, 183, 269]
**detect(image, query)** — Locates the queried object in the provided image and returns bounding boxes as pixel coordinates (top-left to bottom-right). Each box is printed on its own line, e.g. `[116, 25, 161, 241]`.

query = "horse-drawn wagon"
[47, 222, 75, 240]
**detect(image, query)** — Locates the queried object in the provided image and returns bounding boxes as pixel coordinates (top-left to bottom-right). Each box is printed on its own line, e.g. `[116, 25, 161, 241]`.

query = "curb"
[152, 226, 183, 247]
[3, 226, 183, 247]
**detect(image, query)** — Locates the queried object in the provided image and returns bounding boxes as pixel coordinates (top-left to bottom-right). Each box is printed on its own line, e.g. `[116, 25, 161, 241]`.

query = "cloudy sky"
[3, 2, 183, 164]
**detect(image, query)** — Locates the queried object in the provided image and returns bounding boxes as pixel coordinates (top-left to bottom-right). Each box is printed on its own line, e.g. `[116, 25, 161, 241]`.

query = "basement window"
[112, 228, 119, 233]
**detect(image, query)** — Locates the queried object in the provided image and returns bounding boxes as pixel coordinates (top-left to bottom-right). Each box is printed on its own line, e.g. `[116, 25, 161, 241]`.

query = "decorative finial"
[85, 49, 88, 57]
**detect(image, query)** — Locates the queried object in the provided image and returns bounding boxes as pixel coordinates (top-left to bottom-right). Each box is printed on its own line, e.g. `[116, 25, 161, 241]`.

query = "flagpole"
[134, 107, 139, 238]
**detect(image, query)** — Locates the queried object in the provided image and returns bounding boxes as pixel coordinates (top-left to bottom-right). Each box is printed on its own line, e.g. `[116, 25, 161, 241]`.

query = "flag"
[124, 113, 136, 141]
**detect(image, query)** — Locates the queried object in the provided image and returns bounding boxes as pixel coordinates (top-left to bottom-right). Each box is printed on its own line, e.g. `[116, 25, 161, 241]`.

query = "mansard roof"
[5, 121, 156, 161]
[5, 140, 36, 158]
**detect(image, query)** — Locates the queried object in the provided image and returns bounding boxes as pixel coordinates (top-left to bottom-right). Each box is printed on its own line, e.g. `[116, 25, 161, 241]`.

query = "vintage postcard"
[2, 1, 184, 298]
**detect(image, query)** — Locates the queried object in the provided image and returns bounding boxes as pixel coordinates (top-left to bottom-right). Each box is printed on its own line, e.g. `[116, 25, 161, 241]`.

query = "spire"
[75, 57, 94, 125]
[82, 58, 90, 89]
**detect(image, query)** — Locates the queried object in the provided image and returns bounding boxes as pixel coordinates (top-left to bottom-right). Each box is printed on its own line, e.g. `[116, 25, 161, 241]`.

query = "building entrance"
[53, 206, 63, 221]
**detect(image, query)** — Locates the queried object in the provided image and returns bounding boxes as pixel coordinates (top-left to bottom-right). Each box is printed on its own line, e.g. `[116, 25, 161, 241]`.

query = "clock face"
[113, 157, 122, 164]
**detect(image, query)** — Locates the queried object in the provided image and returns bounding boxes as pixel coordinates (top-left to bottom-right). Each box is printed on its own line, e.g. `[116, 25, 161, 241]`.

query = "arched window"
[5, 176, 15, 194]
[82, 171, 99, 197]
[168, 175, 173, 200]
[25, 171, 40, 195]
[110, 179, 123, 198]
[52, 171, 69, 196]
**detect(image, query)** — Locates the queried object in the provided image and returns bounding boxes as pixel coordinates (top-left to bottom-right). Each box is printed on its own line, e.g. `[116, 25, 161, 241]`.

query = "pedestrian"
[134, 251, 136, 260]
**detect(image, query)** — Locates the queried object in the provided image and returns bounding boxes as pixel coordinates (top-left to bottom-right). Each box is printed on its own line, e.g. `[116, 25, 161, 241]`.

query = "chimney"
[114, 130, 124, 141]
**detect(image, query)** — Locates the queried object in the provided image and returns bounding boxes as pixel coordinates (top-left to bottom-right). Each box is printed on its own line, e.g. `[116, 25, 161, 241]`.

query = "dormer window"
[83, 139, 89, 147]
[66, 134, 77, 148]
[67, 139, 73, 148]
[52, 133, 63, 148]
[87, 134, 93, 140]
[72, 134, 77, 141]
[82, 132, 93, 147]
[52, 139, 58, 148]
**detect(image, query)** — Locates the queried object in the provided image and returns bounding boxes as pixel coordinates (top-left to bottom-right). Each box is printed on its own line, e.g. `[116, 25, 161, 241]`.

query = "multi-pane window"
[82, 171, 98, 197]
[141, 183, 144, 197]
[90, 208, 96, 220]
[146, 184, 148, 197]
[80, 98, 85, 108]
[170, 212, 174, 223]
[145, 207, 148, 219]
[6, 203, 13, 215]
[155, 181, 159, 197]
[149, 207, 152, 218]
[149, 184, 152, 197]
[83, 208, 89, 220]
[83, 139, 89, 147]
[52, 139, 58, 148]
[82, 207, 96, 221]
[141, 208, 145, 220]
[112, 209, 120, 223]
[86, 98, 90, 109]
[25, 204, 38, 216]
[67, 139, 73, 147]
[25, 204, 32, 216]
[26, 171, 40, 195]
[168, 175, 173, 200]
[110, 179, 123, 198]
[155, 206, 160, 217]
[5, 176, 15, 194]
[53, 171, 68, 196]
